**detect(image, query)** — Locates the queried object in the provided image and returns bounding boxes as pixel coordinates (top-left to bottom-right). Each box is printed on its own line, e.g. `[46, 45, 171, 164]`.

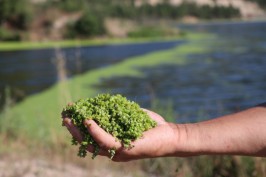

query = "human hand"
[62, 109, 184, 162]
[63, 104, 266, 160]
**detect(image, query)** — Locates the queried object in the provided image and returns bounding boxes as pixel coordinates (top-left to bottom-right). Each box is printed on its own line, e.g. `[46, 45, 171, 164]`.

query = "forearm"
[62, 105, 266, 161]
[173, 105, 266, 157]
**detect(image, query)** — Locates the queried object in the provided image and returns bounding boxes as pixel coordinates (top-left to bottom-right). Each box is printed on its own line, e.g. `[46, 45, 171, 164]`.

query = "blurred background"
[0, 0, 265, 177]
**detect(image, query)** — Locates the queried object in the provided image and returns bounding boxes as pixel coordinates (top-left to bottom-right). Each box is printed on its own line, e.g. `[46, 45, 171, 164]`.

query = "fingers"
[86, 144, 110, 157]
[84, 119, 122, 159]
[63, 118, 111, 157]
[62, 109, 163, 160]
[62, 118, 83, 143]
[84, 119, 122, 150]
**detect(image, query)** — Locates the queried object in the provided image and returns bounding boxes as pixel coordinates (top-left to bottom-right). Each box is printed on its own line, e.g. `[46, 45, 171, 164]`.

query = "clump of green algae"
[61, 93, 157, 159]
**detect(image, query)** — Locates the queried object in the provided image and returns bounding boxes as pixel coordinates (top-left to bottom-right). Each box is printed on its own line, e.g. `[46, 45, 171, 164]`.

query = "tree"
[0, 0, 32, 30]
[65, 10, 106, 38]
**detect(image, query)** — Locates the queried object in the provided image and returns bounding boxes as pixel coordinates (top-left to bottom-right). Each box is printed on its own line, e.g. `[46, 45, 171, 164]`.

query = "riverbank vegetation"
[0, 32, 185, 51]
[0, 33, 265, 177]
[0, 0, 243, 43]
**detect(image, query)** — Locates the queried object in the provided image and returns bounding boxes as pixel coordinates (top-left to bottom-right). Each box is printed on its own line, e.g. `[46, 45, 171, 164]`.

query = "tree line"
[246, 0, 266, 9]
[0, 0, 241, 41]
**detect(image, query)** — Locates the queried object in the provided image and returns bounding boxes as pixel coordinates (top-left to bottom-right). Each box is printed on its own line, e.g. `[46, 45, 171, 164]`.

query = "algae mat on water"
[0, 33, 211, 144]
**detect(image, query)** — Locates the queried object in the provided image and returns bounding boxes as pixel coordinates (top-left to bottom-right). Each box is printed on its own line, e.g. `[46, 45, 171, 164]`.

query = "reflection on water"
[96, 21, 266, 122]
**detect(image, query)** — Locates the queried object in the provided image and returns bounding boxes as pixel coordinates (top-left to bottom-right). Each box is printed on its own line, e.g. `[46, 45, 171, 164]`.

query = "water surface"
[0, 40, 184, 106]
[96, 21, 266, 122]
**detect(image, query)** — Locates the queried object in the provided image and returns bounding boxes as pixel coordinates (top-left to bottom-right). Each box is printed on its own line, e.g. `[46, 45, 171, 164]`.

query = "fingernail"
[83, 120, 92, 127]
[85, 123, 92, 128]
[64, 122, 71, 129]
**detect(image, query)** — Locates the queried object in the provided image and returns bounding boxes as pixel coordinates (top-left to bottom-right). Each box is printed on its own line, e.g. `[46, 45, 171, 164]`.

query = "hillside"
[0, 0, 265, 42]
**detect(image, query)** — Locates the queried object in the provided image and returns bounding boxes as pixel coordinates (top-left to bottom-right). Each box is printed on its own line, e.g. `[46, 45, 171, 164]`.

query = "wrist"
[170, 123, 202, 157]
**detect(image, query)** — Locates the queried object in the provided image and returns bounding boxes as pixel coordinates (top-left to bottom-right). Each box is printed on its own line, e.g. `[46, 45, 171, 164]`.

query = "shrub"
[0, 0, 32, 30]
[0, 27, 20, 41]
[58, 0, 85, 12]
[65, 11, 105, 38]
[128, 26, 180, 38]
[108, 4, 136, 18]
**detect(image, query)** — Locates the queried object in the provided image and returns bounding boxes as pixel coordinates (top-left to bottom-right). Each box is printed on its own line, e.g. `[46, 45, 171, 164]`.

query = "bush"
[128, 26, 180, 38]
[58, 0, 85, 12]
[0, 27, 21, 41]
[128, 27, 164, 38]
[0, 0, 32, 30]
[108, 4, 136, 18]
[65, 11, 105, 38]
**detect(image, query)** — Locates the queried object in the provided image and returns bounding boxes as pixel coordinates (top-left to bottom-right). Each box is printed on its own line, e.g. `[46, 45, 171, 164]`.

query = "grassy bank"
[0, 32, 197, 51]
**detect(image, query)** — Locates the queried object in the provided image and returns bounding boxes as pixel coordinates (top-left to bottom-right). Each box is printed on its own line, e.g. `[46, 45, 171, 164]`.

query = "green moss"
[61, 94, 157, 159]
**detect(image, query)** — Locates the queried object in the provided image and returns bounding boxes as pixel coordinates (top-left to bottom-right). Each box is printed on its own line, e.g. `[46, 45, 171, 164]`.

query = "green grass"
[0, 32, 206, 51]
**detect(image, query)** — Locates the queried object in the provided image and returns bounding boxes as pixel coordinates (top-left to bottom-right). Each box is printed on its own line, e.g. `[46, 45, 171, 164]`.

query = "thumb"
[83, 119, 121, 150]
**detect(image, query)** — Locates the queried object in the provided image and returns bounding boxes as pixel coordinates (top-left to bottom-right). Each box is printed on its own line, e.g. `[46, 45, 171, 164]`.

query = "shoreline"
[177, 16, 266, 25]
[0, 17, 265, 52]
[0, 36, 187, 52]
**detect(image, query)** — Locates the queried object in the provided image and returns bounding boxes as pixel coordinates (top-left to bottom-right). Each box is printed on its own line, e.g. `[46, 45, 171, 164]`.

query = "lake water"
[1, 21, 265, 122]
[96, 21, 266, 122]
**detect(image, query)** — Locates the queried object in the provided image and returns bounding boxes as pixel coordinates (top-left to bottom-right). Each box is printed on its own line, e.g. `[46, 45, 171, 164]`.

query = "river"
[97, 21, 266, 122]
[0, 40, 184, 107]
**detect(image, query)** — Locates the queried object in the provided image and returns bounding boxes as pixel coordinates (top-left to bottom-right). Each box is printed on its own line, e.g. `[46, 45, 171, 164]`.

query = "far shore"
[0, 18, 265, 52]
